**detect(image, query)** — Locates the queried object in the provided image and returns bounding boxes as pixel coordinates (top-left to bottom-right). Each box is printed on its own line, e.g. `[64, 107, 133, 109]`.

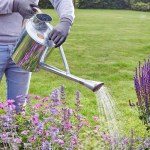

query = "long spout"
[81, 79, 104, 92]
[39, 62, 104, 92]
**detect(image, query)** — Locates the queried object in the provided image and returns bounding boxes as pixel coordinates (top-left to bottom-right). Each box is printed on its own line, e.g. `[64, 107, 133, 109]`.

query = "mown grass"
[1, 9, 150, 138]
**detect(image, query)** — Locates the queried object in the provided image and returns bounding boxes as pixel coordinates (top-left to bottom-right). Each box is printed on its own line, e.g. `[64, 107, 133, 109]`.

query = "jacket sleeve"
[50, 0, 75, 24]
[0, 0, 13, 14]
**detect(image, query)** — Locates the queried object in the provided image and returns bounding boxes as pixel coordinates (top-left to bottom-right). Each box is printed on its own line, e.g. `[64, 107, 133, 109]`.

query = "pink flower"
[34, 95, 40, 100]
[57, 139, 65, 145]
[28, 136, 36, 143]
[71, 136, 78, 146]
[45, 105, 49, 109]
[94, 125, 99, 132]
[0, 102, 5, 109]
[84, 121, 90, 127]
[18, 102, 24, 106]
[78, 122, 84, 130]
[6, 99, 15, 105]
[6, 100, 16, 110]
[31, 115, 39, 125]
[92, 116, 99, 122]
[16, 95, 23, 98]
[100, 132, 112, 144]
[123, 138, 129, 145]
[33, 103, 43, 109]
[42, 97, 49, 102]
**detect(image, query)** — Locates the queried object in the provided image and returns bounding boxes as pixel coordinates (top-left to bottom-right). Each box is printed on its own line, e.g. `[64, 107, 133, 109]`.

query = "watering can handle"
[59, 46, 70, 74]
[39, 46, 70, 74]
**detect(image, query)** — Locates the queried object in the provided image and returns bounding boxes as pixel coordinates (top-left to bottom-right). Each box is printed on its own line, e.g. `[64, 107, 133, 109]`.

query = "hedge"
[131, 2, 150, 11]
[38, 0, 150, 12]
[39, 0, 53, 9]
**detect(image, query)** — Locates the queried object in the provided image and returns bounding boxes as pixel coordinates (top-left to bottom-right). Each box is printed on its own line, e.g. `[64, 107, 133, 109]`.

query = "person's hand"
[49, 19, 72, 48]
[13, 0, 38, 19]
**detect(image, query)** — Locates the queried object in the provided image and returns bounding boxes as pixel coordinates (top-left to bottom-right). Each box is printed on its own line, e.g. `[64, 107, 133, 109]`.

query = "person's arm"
[0, 0, 13, 14]
[50, 0, 75, 24]
[49, 0, 75, 47]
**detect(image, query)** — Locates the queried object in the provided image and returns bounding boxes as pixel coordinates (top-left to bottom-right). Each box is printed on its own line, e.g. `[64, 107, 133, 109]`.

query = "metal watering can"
[12, 8, 104, 92]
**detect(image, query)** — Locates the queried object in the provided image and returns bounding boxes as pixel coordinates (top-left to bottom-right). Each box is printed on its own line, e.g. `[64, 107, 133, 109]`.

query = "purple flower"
[1, 115, 12, 122]
[144, 138, 150, 148]
[50, 126, 59, 135]
[21, 130, 30, 135]
[28, 136, 36, 143]
[34, 123, 44, 135]
[57, 139, 65, 145]
[64, 121, 72, 131]
[13, 138, 22, 144]
[75, 91, 80, 107]
[62, 108, 72, 120]
[31, 115, 39, 125]
[24, 143, 32, 148]
[70, 136, 78, 147]
[134, 59, 150, 128]
[0, 132, 8, 139]
[41, 141, 51, 150]
[94, 125, 99, 132]
[50, 107, 59, 115]
[100, 132, 112, 144]
[51, 89, 60, 103]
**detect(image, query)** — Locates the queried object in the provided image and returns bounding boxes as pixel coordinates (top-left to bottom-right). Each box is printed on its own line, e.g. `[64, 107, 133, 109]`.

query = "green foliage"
[78, 0, 128, 9]
[77, 0, 150, 11]
[39, 0, 53, 9]
[131, 2, 150, 11]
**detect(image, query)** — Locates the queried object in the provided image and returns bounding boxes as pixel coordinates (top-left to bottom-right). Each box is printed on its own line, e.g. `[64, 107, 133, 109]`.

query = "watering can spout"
[39, 61, 104, 92]
[82, 80, 104, 92]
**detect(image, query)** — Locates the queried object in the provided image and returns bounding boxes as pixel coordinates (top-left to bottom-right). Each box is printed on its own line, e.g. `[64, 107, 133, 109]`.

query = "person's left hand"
[49, 20, 72, 48]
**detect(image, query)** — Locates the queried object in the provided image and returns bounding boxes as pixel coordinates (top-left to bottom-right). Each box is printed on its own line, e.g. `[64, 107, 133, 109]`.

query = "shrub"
[131, 2, 150, 11]
[39, 0, 53, 9]
[78, 0, 129, 9]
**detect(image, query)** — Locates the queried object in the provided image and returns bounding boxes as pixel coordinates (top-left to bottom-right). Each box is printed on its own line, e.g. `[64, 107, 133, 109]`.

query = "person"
[0, 0, 75, 112]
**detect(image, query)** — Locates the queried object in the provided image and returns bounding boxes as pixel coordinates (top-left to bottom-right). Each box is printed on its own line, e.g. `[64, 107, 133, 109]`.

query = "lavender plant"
[0, 85, 85, 150]
[133, 59, 150, 130]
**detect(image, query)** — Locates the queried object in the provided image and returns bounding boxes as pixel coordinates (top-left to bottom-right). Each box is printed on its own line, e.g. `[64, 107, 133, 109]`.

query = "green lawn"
[1, 9, 150, 138]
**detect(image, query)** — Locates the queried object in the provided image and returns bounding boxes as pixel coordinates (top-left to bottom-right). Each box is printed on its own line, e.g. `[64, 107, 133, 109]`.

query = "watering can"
[11, 8, 104, 92]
